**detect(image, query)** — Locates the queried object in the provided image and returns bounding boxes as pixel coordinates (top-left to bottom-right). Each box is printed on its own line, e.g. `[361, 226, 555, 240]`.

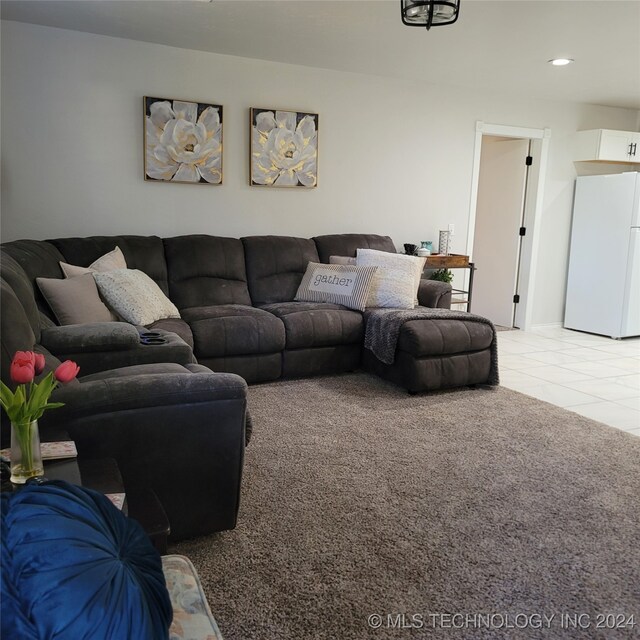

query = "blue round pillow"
[1, 480, 172, 640]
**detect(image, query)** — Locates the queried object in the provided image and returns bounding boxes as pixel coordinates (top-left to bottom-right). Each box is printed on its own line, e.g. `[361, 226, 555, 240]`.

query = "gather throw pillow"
[60, 246, 127, 278]
[356, 248, 426, 309]
[36, 274, 117, 325]
[329, 255, 357, 266]
[294, 262, 378, 312]
[94, 269, 180, 325]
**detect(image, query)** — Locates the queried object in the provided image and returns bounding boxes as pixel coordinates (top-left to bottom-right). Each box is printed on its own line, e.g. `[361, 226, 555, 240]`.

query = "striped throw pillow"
[294, 262, 378, 311]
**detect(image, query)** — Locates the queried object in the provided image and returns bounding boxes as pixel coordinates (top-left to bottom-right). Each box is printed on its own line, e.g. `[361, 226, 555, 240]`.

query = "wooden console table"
[424, 254, 476, 312]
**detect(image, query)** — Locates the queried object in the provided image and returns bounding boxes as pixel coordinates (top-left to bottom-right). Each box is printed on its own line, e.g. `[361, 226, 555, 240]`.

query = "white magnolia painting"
[144, 97, 223, 184]
[250, 108, 318, 187]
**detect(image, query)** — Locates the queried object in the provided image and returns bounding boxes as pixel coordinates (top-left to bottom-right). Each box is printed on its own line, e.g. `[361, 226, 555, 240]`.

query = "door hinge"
[513, 294, 520, 303]
[519, 227, 526, 236]
[525, 156, 533, 166]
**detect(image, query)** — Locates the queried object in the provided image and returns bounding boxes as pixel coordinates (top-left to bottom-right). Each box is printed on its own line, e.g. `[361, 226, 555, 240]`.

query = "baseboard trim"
[530, 322, 563, 330]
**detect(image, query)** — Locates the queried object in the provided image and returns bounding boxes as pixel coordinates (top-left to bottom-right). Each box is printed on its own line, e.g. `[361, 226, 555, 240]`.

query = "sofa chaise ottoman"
[312, 234, 496, 392]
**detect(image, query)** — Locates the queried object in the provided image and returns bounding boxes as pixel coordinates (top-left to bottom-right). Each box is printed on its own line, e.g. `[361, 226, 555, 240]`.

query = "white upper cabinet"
[573, 129, 640, 163]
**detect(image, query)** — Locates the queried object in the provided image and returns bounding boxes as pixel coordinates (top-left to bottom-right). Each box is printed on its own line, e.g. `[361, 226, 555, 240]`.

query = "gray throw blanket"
[364, 307, 499, 385]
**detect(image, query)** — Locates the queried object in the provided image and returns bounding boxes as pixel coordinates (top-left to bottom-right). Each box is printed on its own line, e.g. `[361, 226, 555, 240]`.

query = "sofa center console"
[39, 323, 195, 376]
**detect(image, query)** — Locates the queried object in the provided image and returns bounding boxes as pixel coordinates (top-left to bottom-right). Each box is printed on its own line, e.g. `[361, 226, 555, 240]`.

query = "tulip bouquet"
[1, 351, 79, 482]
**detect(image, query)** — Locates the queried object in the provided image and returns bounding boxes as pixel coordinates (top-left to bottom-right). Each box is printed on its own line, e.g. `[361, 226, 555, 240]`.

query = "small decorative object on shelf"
[403, 243, 417, 256]
[0, 352, 79, 484]
[438, 230, 451, 255]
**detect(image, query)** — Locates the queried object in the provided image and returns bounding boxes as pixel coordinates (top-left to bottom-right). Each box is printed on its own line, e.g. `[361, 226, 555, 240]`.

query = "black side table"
[78, 458, 170, 554]
[1, 443, 170, 554]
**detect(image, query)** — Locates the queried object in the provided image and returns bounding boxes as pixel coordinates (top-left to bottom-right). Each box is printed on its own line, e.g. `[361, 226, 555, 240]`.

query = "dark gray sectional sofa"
[1, 232, 495, 539]
[3, 231, 496, 389]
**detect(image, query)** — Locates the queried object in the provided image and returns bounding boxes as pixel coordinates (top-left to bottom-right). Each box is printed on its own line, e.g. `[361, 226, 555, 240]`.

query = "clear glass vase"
[10, 419, 44, 484]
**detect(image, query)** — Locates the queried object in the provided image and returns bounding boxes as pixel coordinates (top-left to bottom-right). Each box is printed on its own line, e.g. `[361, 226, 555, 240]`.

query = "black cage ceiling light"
[400, 0, 460, 30]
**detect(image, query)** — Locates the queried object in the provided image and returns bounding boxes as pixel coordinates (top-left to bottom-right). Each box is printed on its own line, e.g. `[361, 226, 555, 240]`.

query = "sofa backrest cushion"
[242, 236, 320, 305]
[1, 240, 67, 323]
[313, 234, 396, 263]
[1, 253, 42, 342]
[163, 235, 251, 309]
[0, 278, 37, 386]
[48, 236, 170, 295]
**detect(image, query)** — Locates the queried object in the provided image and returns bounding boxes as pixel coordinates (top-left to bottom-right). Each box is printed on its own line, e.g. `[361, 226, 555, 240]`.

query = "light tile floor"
[497, 326, 640, 437]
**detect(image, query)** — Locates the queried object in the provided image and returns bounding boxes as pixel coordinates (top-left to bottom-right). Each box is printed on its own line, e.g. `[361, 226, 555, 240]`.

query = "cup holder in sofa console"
[139, 332, 167, 345]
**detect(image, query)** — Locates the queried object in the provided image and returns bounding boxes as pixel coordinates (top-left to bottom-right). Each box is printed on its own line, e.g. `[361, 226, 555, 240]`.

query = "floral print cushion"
[162, 554, 224, 640]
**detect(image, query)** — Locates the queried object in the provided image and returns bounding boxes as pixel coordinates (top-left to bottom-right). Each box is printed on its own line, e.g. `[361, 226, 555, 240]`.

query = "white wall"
[1, 21, 639, 325]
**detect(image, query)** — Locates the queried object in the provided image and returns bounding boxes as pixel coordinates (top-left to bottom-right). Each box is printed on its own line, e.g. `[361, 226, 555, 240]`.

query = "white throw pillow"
[295, 262, 378, 312]
[60, 246, 127, 278]
[329, 255, 357, 266]
[356, 249, 426, 309]
[93, 269, 180, 326]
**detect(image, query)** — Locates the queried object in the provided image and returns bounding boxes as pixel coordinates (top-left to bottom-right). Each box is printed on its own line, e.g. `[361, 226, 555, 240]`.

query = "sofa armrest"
[40, 322, 140, 353]
[417, 279, 452, 309]
[42, 368, 248, 540]
[51, 368, 245, 416]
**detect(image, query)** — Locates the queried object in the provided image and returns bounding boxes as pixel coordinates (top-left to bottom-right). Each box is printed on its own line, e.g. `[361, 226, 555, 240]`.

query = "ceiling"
[2, 0, 640, 110]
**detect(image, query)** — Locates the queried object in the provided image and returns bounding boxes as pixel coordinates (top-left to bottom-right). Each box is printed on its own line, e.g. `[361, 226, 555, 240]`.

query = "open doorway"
[472, 136, 530, 327]
[466, 122, 551, 331]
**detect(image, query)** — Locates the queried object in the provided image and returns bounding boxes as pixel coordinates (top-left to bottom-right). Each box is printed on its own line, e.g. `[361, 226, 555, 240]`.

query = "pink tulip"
[10, 351, 36, 384]
[13, 351, 35, 367]
[54, 360, 80, 384]
[34, 353, 46, 375]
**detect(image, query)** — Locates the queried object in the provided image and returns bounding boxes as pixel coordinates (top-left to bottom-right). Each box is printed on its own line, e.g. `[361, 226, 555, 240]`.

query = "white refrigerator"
[565, 172, 640, 339]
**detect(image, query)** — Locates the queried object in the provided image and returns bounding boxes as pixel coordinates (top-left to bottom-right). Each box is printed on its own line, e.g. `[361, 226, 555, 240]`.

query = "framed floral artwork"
[144, 96, 223, 184]
[250, 108, 318, 187]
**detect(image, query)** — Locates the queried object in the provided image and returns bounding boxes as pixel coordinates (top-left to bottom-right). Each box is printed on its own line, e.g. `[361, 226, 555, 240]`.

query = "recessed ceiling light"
[549, 58, 574, 66]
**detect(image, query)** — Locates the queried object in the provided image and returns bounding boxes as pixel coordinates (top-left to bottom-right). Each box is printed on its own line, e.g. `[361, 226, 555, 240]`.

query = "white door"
[471, 137, 529, 327]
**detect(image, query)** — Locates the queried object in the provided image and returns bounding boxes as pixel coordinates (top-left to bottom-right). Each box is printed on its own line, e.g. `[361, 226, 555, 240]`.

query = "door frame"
[466, 121, 551, 331]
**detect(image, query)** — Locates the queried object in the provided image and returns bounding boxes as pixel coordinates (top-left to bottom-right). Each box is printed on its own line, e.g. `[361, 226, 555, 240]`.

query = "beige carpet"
[172, 373, 640, 640]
